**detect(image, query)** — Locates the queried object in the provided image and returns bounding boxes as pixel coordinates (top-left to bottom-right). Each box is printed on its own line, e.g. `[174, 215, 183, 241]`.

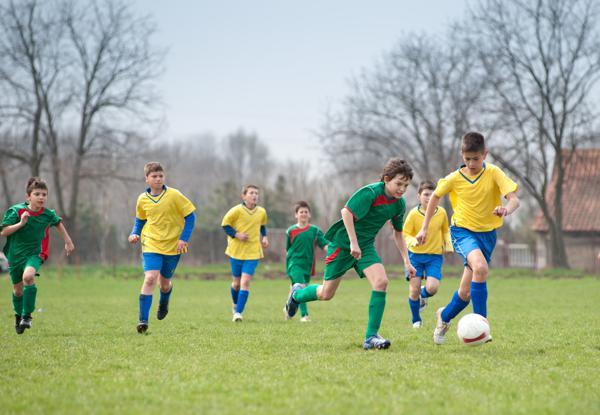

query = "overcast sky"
[133, 1, 469, 162]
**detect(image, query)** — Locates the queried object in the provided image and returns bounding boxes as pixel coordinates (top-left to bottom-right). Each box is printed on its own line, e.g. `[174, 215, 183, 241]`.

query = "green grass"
[1, 267, 599, 414]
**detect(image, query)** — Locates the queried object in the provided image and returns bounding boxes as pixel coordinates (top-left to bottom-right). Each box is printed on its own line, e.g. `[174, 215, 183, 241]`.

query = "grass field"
[1, 266, 599, 414]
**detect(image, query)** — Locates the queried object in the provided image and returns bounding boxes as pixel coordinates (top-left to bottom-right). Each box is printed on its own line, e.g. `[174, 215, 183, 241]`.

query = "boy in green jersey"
[285, 159, 416, 349]
[0, 178, 75, 334]
[284, 201, 328, 322]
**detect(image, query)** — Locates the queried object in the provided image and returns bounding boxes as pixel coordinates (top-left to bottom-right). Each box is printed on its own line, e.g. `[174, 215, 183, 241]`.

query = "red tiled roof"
[532, 148, 600, 232]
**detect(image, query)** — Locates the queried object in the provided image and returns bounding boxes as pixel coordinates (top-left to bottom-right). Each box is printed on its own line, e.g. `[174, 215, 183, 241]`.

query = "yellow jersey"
[221, 204, 268, 260]
[434, 163, 518, 232]
[135, 186, 196, 255]
[403, 205, 452, 254]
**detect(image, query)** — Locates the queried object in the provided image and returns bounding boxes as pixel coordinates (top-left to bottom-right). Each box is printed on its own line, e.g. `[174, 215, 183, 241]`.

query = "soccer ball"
[456, 313, 491, 346]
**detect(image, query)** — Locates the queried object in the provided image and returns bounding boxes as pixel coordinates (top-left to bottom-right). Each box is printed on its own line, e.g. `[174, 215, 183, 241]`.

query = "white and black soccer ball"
[457, 313, 491, 346]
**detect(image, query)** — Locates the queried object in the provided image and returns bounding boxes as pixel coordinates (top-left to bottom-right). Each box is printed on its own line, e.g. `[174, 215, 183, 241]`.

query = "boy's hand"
[19, 211, 30, 226]
[235, 232, 249, 241]
[350, 241, 362, 260]
[416, 228, 427, 245]
[177, 240, 188, 254]
[128, 234, 140, 244]
[493, 206, 508, 217]
[261, 236, 269, 249]
[64, 240, 75, 256]
[405, 262, 417, 279]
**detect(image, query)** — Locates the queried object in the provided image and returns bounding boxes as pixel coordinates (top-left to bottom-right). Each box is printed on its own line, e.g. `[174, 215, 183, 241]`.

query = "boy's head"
[381, 158, 413, 199]
[460, 132, 488, 174]
[26, 177, 48, 209]
[294, 201, 311, 223]
[144, 162, 165, 189]
[241, 185, 259, 207]
[417, 180, 435, 207]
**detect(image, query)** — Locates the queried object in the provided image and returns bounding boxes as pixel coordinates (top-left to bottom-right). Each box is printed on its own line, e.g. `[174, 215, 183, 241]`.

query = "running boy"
[285, 158, 416, 350]
[1, 177, 75, 334]
[284, 201, 328, 322]
[403, 180, 452, 328]
[129, 162, 196, 334]
[416, 132, 519, 344]
[221, 185, 268, 322]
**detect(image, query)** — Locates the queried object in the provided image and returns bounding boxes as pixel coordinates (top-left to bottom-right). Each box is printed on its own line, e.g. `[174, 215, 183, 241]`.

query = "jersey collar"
[458, 162, 486, 184]
[145, 185, 168, 203]
[23, 202, 46, 216]
[417, 204, 437, 216]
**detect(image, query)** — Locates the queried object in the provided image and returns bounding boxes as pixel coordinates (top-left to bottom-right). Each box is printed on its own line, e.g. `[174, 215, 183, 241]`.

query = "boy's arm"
[55, 222, 75, 256]
[260, 225, 269, 249]
[493, 192, 520, 217]
[177, 212, 196, 254]
[341, 207, 361, 259]
[128, 217, 146, 244]
[441, 212, 453, 253]
[416, 195, 441, 245]
[0, 211, 29, 237]
[393, 230, 416, 278]
[316, 228, 329, 251]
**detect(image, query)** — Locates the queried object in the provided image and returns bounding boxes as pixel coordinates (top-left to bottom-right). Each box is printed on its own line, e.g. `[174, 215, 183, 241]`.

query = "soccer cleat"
[433, 307, 450, 345]
[283, 306, 291, 321]
[136, 320, 148, 334]
[420, 296, 428, 312]
[300, 316, 310, 323]
[157, 302, 169, 320]
[285, 283, 302, 319]
[232, 312, 243, 322]
[15, 315, 25, 335]
[363, 334, 391, 350]
[19, 314, 32, 331]
[412, 320, 422, 329]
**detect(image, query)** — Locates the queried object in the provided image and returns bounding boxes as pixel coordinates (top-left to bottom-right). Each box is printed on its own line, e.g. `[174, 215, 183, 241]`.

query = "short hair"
[26, 177, 48, 195]
[461, 132, 486, 153]
[380, 158, 414, 182]
[144, 162, 164, 177]
[418, 180, 436, 194]
[294, 201, 311, 213]
[242, 184, 259, 195]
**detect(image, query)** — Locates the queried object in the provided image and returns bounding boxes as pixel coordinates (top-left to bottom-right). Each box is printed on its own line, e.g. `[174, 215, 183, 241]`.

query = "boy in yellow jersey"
[416, 132, 519, 345]
[221, 185, 268, 322]
[128, 162, 196, 334]
[403, 180, 452, 328]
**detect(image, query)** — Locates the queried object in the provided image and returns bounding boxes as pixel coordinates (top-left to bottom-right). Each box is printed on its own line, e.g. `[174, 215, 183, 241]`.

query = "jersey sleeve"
[402, 210, 418, 247]
[344, 187, 376, 220]
[221, 206, 239, 227]
[0, 207, 19, 231]
[315, 227, 328, 248]
[390, 199, 406, 231]
[48, 209, 62, 227]
[175, 190, 196, 217]
[135, 195, 147, 220]
[441, 209, 453, 252]
[285, 228, 291, 251]
[492, 165, 518, 197]
[434, 173, 454, 198]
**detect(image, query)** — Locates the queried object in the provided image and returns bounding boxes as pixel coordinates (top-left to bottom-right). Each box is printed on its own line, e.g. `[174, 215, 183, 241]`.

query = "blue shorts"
[406, 252, 443, 280]
[229, 258, 259, 277]
[142, 253, 181, 279]
[451, 226, 497, 267]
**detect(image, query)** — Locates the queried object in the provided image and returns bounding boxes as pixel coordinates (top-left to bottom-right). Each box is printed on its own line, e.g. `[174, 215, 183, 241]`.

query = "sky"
[133, 1, 468, 163]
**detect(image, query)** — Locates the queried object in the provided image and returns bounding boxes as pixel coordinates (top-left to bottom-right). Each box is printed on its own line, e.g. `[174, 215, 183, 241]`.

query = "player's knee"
[22, 273, 35, 285]
[426, 284, 439, 295]
[143, 273, 158, 287]
[231, 280, 241, 290]
[13, 284, 23, 296]
[458, 288, 471, 301]
[409, 285, 420, 300]
[373, 277, 388, 291]
[472, 263, 489, 279]
[319, 289, 335, 301]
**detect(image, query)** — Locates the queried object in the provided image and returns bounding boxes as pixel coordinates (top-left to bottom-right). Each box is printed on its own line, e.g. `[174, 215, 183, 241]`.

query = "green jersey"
[1, 203, 61, 265]
[286, 224, 328, 276]
[325, 182, 405, 250]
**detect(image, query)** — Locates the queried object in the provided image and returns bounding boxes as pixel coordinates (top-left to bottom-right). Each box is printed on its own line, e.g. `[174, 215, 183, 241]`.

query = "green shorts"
[9, 255, 43, 284]
[323, 242, 382, 281]
[287, 267, 311, 285]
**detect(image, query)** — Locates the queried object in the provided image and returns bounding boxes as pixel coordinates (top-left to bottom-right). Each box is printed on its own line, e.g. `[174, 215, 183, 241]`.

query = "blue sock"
[139, 294, 152, 322]
[421, 286, 433, 298]
[408, 298, 421, 323]
[236, 290, 249, 313]
[159, 286, 172, 305]
[471, 281, 488, 317]
[441, 291, 470, 323]
[230, 287, 239, 305]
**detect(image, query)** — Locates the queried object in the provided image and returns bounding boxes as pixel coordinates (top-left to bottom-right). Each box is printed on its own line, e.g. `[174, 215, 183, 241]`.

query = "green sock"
[12, 293, 23, 316]
[23, 284, 37, 315]
[300, 303, 309, 317]
[366, 290, 386, 339]
[293, 284, 319, 303]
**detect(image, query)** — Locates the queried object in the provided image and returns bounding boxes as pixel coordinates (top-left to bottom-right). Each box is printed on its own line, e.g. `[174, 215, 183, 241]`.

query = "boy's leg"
[299, 275, 311, 318]
[467, 249, 489, 317]
[363, 263, 390, 349]
[422, 254, 443, 298]
[229, 258, 242, 312]
[138, 253, 161, 332]
[235, 260, 259, 316]
[10, 264, 25, 330]
[20, 266, 38, 330]
[157, 255, 179, 320]
[408, 274, 421, 325]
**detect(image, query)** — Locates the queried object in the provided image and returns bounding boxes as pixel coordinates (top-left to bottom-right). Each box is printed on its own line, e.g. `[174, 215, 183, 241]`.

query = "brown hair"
[294, 200, 311, 213]
[418, 180, 435, 194]
[461, 132, 486, 153]
[26, 177, 48, 195]
[242, 184, 259, 195]
[144, 162, 164, 177]
[380, 158, 413, 182]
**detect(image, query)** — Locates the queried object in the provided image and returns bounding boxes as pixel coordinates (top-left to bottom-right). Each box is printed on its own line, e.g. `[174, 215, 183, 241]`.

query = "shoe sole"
[157, 310, 168, 320]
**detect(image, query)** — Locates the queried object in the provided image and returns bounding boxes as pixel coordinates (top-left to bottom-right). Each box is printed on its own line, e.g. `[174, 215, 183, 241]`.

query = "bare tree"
[222, 129, 273, 186]
[465, 0, 600, 267]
